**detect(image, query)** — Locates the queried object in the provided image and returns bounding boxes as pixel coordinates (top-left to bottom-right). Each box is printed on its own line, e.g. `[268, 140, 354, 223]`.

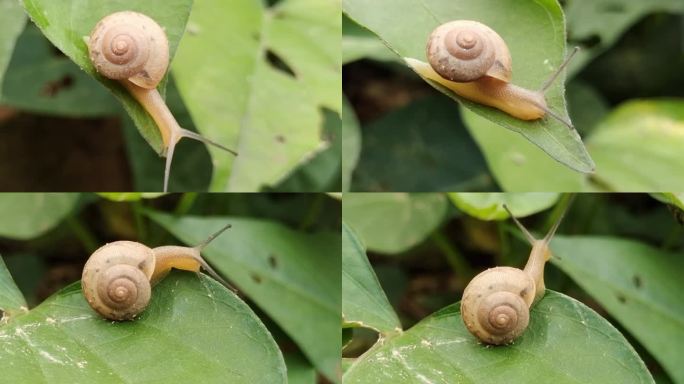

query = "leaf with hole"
[172, 0, 341, 191]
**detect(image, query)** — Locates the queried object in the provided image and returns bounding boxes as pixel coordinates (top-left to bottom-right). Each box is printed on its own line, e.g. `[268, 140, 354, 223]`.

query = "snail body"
[460, 202, 570, 345]
[405, 20, 577, 126]
[87, 11, 237, 192]
[82, 224, 233, 321]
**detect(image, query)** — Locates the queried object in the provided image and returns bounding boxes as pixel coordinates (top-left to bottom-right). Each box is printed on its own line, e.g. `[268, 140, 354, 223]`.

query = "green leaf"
[0, 0, 27, 95]
[0, 193, 79, 240]
[343, 291, 654, 384]
[20, 0, 194, 153]
[0, 272, 286, 383]
[566, 80, 609, 136]
[97, 193, 165, 202]
[171, 0, 341, 191]
[0, 256, 27, 323]
[448, 193, 559, 220]
[342, 222, 401, 334]
[275, 109, 342, 192]
[147, 212, 341, 381]
[587, 99, 684, 191]
[1, 25, 119, 117]
[565, 0, 684, 76]
[651, 193, 684, 211]
[342, 96, 361, 192]
[286, 354, 317, 384]
[462, 108, 586, 191]
[343, 193, 448, 254]
[342, 15, 397, 64]
[343, 0, 595, 174]
[351, 96, 491, 192]
[551, 235, 684, 384]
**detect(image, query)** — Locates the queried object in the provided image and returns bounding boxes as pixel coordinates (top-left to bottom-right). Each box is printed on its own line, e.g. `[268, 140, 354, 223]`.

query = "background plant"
[0, 0, 341, 192]
[342, 0, 684, 192]
[342, 193, 684, 383]
[0, 192, 341, 383]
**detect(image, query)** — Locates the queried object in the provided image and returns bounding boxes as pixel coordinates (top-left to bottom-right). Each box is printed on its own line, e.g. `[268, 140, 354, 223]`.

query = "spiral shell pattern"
[82, 241, 155, 320]
[426, 20, 512, 83]
[460, 267, 535, 345]
[88, 11, 169, 89]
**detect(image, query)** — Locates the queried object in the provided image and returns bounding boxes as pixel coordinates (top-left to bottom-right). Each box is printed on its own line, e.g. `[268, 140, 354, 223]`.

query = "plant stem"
[66, 216, 99, 254]
[174, 193, 198, 216]
[132, 200, 147, 243]
[431, 230, 472, 278]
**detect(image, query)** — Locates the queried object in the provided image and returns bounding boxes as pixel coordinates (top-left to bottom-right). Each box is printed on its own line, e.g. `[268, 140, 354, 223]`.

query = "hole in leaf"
[268, 254, 278, 269]
[575, 34, 602, 49]
[266, 49, 296, 78]
[41, 75, 74, 97]
[633, 275, 642, 288]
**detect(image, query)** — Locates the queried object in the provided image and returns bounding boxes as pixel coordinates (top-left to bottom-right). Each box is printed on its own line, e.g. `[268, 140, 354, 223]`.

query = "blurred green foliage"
[0, 193, 340, 383]
[343, 1, 684, 191]
[0, 0, 341, 192]
[342, 193, 684, 383]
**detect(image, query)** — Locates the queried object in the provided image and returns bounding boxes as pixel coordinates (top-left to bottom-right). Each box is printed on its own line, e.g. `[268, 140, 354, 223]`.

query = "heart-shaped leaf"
[171, 0, 341, 191]
[20, 0, 194, 153]
[342, 0, 595, 174]
[342, 222, 401, 334]
[0, 271, 286, 383]
[147, 212, 341, 381]
[344, 291, 654, 383]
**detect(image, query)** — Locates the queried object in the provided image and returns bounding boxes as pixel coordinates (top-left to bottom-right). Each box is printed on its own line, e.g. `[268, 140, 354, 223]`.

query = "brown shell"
[460, 267, 535, 345]
[82, 241, 155, 321]
[426, 20, 512, 83]
[87, 11, 169, 89]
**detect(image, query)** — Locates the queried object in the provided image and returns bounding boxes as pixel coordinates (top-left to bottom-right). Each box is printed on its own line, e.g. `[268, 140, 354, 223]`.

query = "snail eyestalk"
[193, 224, 237, 293]
[539, 46, 580, 93]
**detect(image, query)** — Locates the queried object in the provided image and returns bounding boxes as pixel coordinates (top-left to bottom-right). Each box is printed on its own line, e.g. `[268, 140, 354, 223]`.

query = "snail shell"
[460, 267, 535, 345]
[426, 20, 511, 83]
[87, 11, 169, 89]
[81, 241, 156, 321]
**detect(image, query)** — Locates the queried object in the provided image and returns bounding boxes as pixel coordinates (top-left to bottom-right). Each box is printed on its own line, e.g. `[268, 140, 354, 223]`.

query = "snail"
[460, 201, 571, 345]
[86, 11, 237, 192]
[404, 20, 579, 128]
[81, 223, 233, 321]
